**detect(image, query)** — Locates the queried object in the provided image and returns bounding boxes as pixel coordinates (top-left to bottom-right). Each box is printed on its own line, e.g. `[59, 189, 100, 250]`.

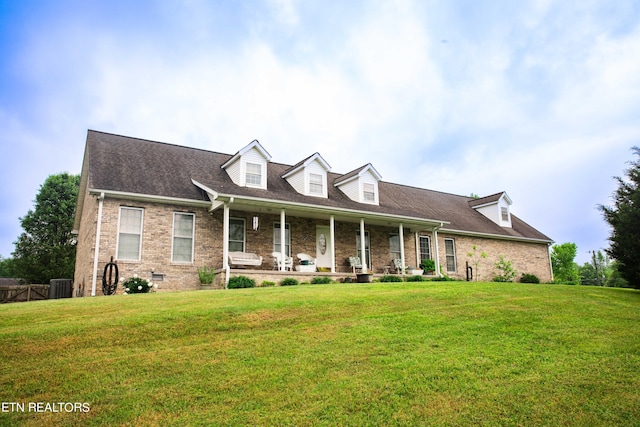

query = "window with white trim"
[363, 183, 375, 202]
[419, 236, 431, 261]
[273, 223, 291, 256]
[445, 238, 457, 272]
[356, 230, 371, 269]
[501, 207, 509, 222]
[229, 218, 246, 252]
[309, 173, 323, 195]
[117, 207, 143, 261]
[172, 212, 195, 263]
[245, 162, 262, 186]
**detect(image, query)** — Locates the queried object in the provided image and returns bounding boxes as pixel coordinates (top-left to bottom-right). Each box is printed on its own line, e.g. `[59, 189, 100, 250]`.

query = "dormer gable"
[221, 140, 271, 189]
[334, 163, 382, 205]
[281, 152, 332, 198]
[469, 191, 513, 228]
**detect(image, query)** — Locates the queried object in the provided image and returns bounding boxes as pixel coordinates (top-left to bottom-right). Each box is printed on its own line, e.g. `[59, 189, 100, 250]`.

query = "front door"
[316, 226, 332, 268]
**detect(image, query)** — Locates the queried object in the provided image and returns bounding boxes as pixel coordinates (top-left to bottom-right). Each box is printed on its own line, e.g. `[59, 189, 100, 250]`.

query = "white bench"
[228, 252, 263, 267]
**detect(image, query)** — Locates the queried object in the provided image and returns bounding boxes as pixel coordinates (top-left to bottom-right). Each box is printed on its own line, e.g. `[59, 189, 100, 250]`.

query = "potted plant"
[420, 259, 436, 275]
[197, 266, 215, 288]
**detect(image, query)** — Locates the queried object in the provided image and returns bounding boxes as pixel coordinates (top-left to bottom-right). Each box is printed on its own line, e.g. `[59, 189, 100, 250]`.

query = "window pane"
[273, 223, 291, 256]
[419, 236, 431, 261]
[363, 183, 375, 201]
[445, 239, 456, 272]
[246, 162, 262, 186]
[118, 234, 140, 260]
[118, 207, 142, 260]
[389, 234, 401, 260]
[173, 213, 194, 262]
[309, 173, 323, 194]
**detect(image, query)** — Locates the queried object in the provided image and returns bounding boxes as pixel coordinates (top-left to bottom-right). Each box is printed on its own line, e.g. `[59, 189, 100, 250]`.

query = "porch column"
[360, 218, 368, 273]
[399, 223, 405, 275]
[280, 209, 286, 272]
[330, 215, 336, 273]
[433, 227, 442, 277]
[223, 203, 230, 287]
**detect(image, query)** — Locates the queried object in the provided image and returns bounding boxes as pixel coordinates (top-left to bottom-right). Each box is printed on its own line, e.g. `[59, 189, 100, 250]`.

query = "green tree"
[599, 147, 640, 289]
[467, 245, 487, 281]
[551, 243, 580, 284]
[0, 256, 17, 278]
[12, 173, 80, 283]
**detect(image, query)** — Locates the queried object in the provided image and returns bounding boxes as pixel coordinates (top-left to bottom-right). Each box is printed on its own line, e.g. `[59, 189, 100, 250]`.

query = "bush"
[197, 266, 215, 285]
[311, 276, 332, 285]
[420, 259, 436, 273]
[405, 275, 426, 282]
[121, 275, 155, 294]
[280, 277, 299, 287]
[261, 280, 276, 287]
[431, 275, 455, 282]
[493, 256, 518, 282]
[228, 276, 255, 289]
[520, 273, 540, 284]
[380, 275, 403, 282]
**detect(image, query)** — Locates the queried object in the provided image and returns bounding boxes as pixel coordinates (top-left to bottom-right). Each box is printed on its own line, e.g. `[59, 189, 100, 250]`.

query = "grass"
[1, 281, 639, 426]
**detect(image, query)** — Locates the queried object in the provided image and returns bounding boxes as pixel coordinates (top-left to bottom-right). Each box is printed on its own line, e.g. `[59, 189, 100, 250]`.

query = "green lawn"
[1, 282, 639, 426]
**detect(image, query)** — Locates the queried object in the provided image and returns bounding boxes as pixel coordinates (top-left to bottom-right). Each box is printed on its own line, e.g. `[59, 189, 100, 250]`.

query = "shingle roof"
[82, 130, 552, 242]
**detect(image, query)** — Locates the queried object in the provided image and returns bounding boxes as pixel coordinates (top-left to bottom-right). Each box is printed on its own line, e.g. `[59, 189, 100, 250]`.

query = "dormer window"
[309, 173, 323, 195]
[221, 140, 271, 190]
[282, 153, 331, 198]
[501, 207, 509, 222]
[363, 183, 376, 202]
[335, 163, 382, 205]
[469, 192, 513, 228]
[245, 162, 262, 187]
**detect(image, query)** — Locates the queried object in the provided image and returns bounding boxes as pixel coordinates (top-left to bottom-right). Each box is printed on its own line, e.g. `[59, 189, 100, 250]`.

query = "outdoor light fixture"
[252, 215, 259, 231]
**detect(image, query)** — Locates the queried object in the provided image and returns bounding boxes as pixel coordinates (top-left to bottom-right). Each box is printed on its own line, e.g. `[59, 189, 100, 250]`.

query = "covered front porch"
[194, 181, 448, 287]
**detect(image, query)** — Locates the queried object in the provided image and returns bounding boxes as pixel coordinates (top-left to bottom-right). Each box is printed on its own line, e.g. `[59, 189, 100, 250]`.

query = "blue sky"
[1, 0, 639, 264]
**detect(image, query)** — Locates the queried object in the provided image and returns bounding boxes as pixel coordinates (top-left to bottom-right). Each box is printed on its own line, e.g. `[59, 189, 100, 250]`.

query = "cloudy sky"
[1, 0, 639, 264]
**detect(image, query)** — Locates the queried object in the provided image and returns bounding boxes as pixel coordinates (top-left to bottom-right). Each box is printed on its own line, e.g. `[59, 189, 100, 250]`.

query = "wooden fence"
[0, 284, 50, 303]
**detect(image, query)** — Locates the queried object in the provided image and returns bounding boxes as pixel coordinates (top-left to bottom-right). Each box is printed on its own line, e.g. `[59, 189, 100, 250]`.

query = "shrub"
[261, 280, 276, 287]
[280, 277, 299, 287]
[420, 259, 436, 273]
[121, 275, 155, 294]
[311, 276, 332, 285]
[493, 256, 518, 282]
[380, 275, 403, 282]
[405, 275, 426, 282]
[520, 273, 540, 284]
[197, 266, 215, 284]
[228, 276, 255, 289]
[431, 275, 455, 282]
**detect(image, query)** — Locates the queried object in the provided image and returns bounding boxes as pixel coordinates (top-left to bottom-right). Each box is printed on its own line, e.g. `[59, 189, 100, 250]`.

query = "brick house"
[72, 130, 553, 295]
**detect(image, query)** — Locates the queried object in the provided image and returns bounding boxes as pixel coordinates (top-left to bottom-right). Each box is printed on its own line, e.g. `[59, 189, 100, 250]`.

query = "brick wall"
[74, 197, 552, 295]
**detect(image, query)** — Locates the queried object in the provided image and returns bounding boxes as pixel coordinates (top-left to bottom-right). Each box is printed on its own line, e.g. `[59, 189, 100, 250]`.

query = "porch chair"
[348, 256, 363, 274]
[392, 258, 408, 274]
[272, 252, 293, 271]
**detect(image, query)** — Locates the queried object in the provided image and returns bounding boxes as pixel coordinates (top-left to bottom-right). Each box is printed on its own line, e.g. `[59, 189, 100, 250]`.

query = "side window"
[229, 218, 246, 252]
[172, 213, 195, 263]
[363, 183, 375, 202]
[117, 207, 144, 261]
[445, 238, 457, 272]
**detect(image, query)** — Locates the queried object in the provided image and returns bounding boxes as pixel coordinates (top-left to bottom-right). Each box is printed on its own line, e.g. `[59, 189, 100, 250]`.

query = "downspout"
[548, 243, 554, 282]
[433, 223, 444, 278]
[91, 192, 105, 296]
